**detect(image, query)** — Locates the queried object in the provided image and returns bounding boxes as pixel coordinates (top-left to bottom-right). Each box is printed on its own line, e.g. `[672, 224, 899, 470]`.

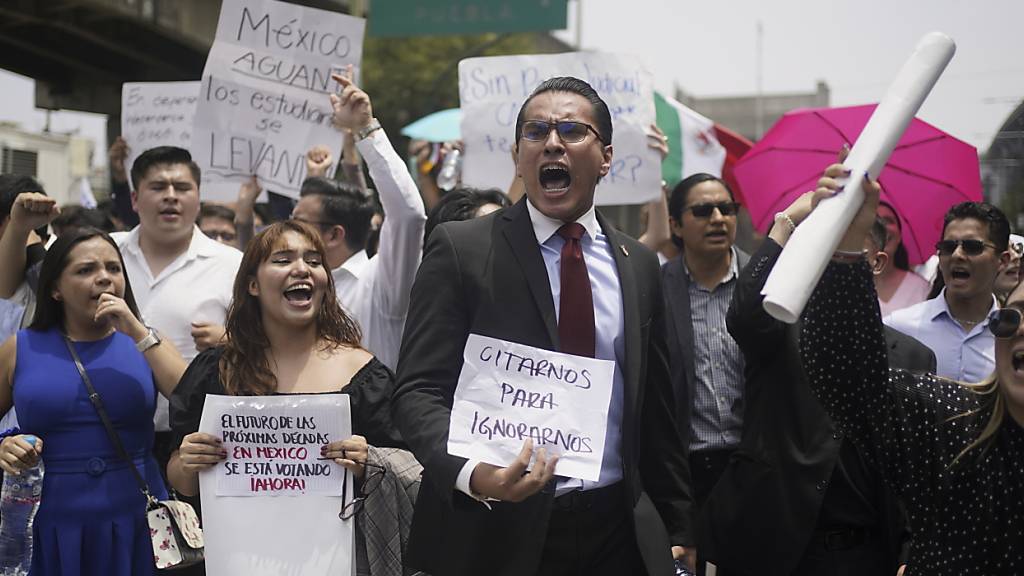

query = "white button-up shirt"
[333, 130, 426, 371]
[456, 200, 626, 499]
[112, 226, 242, 430]
[883, 289, 997, 383]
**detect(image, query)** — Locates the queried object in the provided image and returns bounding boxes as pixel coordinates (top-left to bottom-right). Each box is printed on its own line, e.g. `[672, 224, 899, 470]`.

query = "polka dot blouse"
[801, 261, 1023, 575]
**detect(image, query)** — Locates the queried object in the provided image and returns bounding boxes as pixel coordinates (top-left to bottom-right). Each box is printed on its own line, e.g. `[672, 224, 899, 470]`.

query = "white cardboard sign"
[199, 394, 354, 576]
[191, 0, 365, 201]
[121, 81, 200, 188]
[458, 52, 659, 205]
[209, 395, 348, 496]
[448, 334, 615, 481]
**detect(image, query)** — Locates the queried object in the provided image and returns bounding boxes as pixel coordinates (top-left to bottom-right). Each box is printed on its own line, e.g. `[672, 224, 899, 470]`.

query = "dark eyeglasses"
[339, 462, 386, 520]
[989, 308, 1023, 338]
[935, 239, 997, 256]
[520, 120, 604, 144]
[686, 202, 740, 218]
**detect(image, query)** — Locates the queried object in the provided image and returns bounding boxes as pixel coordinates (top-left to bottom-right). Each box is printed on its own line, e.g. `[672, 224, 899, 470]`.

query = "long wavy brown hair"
[219, 220, 363, 395]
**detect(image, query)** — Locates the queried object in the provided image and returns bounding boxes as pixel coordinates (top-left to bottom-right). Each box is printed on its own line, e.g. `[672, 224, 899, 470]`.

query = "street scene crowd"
[0, 4, 1021, 576]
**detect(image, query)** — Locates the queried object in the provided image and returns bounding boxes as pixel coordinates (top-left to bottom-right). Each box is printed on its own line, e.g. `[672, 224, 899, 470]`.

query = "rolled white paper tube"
[761, 32, 956, 324]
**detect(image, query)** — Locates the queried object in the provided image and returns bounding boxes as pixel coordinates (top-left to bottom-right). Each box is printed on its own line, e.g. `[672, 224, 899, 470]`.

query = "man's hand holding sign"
[448, 335, 618, 500]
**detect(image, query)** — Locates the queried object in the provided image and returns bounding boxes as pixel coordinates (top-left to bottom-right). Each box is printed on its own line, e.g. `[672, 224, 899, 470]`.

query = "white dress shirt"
[883, 289, 997, 383]
[112, 226, 242, 430]
[456, 200, 627, 499]
[333, 130, 426, 371]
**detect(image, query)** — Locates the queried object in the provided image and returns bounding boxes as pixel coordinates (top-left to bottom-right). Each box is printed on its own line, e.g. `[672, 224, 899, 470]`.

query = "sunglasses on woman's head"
[686, 202, 740, 218]
[935, 239, 996, 256]
[989, 308, 1023, 338]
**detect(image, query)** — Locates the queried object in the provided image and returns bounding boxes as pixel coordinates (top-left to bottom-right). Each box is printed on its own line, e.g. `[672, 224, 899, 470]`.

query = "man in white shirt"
[114, 146, 242, 455]
[884, 201, 1010, 382]
[291, 75, 425, 370]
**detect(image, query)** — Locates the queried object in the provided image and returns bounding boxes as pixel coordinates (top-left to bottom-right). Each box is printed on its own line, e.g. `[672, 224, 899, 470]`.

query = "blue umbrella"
[400, 108, 462, 142]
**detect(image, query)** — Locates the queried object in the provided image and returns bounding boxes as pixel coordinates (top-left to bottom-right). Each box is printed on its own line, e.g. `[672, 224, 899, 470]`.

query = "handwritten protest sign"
[121, 81, 200, 188]
[199, 395, 353, 576]
[448, 334, 615, 481]
[191, 0, 364, 201]
[458, 52, 659, 205]
[209, 397, 346, 496]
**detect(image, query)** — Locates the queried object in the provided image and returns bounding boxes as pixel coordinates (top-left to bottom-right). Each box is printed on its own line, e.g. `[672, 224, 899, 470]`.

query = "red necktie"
[557, 223, 595, 358]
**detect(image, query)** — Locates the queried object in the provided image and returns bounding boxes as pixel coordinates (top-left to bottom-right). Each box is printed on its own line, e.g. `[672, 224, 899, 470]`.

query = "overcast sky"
[1, 0, 1021, 166]
[558, 0, 1024, 150]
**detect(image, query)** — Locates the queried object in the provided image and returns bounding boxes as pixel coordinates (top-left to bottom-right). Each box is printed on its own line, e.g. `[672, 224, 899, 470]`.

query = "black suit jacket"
[662, 248, 750, 445]
[697, 239, 935, 574]
[392, 199, 693, 576]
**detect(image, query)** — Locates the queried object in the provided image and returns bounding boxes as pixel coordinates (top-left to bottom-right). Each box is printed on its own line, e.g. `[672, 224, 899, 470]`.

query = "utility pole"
[755, 19, 764, 140]
[575, 0, 583, 49]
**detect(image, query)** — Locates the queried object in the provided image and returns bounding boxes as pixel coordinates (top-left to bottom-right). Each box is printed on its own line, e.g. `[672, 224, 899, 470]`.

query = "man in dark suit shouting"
[392, 77, 695, 576]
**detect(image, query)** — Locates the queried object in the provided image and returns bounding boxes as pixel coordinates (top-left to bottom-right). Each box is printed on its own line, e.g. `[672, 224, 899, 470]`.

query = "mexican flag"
[655, 91, 752, 203]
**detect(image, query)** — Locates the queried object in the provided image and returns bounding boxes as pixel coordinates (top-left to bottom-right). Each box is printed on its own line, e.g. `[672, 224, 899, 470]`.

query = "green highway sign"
[369, 0, 568, 37]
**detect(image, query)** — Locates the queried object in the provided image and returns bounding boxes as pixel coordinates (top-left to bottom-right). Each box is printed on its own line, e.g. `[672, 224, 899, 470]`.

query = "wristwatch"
[135, 327, 161, 353]
[356, 118, 382, 141]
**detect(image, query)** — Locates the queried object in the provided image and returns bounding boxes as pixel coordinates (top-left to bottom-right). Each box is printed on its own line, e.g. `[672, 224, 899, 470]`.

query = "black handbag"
[63, 336, 204, 569]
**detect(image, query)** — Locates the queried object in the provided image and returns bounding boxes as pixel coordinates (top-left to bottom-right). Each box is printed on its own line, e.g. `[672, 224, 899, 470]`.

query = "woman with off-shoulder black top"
[799, 163, 1023, 575]
[167, 220, 404, 497]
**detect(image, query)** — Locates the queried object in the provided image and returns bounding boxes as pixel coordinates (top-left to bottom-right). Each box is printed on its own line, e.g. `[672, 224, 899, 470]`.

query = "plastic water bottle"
[436, 148, 462, 191]
[0, 436, 43, 575]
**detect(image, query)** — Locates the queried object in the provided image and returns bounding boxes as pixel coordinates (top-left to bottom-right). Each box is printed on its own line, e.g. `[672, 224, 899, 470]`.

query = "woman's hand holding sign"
[178, 432, 226, 474]
[468, 439, 558, 502]
[322, 435, 368, 478]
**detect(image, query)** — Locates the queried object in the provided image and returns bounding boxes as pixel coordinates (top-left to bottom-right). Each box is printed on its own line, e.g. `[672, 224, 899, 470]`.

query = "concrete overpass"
[0, 0, 353, 138]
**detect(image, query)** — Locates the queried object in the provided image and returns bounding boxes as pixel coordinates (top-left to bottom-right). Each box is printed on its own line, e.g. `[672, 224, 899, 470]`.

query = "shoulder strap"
[63, 335, 154, 502]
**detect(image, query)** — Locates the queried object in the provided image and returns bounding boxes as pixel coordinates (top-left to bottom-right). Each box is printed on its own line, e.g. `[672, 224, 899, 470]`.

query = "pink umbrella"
[735, 104, 982, 265]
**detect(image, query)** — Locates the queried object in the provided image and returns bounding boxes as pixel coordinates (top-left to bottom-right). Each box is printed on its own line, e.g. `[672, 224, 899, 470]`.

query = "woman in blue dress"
[0, 227, 186, 575]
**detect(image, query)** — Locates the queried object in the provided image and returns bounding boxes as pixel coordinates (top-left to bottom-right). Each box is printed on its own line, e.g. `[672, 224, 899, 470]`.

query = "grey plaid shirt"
[682, 249, 745, 452]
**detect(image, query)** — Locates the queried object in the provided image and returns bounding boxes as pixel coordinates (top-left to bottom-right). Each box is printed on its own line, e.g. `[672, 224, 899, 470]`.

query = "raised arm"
[94, 292, 186, 398]
[339, 131, 368, 194]
[330, 68, 426, 329]
[638, 124, 671, 253]
[798, 165, 975, 501]
[233, 175, 261, 250]
[0, 193, 57, 298]
[727, 188, 834, 354]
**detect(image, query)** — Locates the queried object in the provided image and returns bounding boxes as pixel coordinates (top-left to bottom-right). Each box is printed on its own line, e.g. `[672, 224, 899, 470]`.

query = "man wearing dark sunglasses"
[884, 201, 1011, 382]
[394, 76, 694, 576]
[661, 173, 747, 574]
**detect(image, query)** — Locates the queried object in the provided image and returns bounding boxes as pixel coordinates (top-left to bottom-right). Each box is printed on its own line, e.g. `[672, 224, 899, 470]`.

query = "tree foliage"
[361, 32, 561, 154]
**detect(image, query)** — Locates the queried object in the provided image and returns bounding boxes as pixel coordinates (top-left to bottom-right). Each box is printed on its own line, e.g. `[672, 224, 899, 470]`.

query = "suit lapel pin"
[620, 245, 629, 257]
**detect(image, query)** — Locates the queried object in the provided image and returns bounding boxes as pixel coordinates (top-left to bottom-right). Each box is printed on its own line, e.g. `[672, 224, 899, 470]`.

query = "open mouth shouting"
[539, 163, 572, 194]
[948, 265, 972, 286]
[705, 228, 729, 241]
[283, 282, 314, 309]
